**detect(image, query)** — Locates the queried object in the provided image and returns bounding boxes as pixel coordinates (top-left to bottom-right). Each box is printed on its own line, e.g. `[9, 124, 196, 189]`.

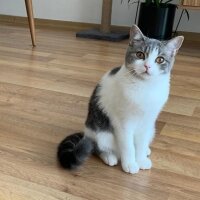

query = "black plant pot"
[138, 3, 176, 40]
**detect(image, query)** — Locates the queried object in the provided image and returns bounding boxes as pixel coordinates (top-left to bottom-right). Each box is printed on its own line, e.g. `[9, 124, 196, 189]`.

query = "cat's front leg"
[135, 124, 155, 170]
[115, 122, 139, 174]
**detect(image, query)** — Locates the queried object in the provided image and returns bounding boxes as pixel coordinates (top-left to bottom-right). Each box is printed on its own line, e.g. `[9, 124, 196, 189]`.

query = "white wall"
[0, 0, 199, 33]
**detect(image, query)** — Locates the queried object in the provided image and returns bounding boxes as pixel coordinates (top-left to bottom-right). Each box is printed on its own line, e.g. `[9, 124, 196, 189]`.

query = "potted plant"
[138, 0, 177, 39]
[122, 0, 189, 40]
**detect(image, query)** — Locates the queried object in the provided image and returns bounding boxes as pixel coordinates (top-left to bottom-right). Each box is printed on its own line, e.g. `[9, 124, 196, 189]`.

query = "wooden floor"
[0, 22, 199, 200]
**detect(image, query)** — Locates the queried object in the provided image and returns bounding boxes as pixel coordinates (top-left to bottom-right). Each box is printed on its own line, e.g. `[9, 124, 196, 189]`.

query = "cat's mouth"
[142, 70, 150, 76]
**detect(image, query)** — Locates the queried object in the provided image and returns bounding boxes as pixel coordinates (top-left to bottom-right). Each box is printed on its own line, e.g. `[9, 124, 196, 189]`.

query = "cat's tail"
[57, 132, 94, 169]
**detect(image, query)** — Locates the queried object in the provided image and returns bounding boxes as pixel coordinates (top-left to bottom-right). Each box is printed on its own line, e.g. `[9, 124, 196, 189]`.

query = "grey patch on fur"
[109, 66, 121, 76]
[85, 84, 114, 132]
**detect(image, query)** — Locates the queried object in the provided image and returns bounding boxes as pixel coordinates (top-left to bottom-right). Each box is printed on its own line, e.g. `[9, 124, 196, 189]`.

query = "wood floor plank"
[160, 124, 200, 143]
[0, 174, 86, 200]
[170, 87, 200, 100]
[193, 107, 200, 117]
[163, 95, 199, 116]
[158, 112, 200, 129]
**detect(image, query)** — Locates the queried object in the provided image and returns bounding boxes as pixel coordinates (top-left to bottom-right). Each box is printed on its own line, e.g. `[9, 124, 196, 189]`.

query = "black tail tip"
[57, 132, 93, 170]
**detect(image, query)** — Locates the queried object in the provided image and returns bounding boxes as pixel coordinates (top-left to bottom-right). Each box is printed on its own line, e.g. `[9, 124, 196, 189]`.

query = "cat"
[57, 25, 184, 174]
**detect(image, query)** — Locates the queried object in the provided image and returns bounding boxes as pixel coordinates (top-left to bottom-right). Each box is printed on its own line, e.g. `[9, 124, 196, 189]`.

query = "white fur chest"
[99, 69, 170, 122]
[125, 78, 169, 112]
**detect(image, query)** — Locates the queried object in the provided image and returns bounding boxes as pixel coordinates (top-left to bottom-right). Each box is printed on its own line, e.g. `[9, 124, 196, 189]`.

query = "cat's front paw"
[121, 161, 139, 174]
[137, 158, 152, 170]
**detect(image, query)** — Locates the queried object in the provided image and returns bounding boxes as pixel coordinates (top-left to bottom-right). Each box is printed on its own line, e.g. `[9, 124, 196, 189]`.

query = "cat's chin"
[136, 72, 151, 79]
[142, 71, 150, 76]
[140, 71, 162, 79]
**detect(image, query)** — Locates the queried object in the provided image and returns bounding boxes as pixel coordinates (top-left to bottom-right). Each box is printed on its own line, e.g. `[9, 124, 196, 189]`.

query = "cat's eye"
[136, 51, 145, 60]
[156, 56, 165, 64]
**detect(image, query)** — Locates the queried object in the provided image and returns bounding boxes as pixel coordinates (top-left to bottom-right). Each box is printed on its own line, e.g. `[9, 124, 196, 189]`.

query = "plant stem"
[134, 0, 140, 24]
[174, 9, 184, 36]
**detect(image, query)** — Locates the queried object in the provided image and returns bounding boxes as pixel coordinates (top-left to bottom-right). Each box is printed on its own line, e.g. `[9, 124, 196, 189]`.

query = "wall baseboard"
[178, 31, 200, 42]
[0, 14, 129, 32]
[0, 14, 199, 41]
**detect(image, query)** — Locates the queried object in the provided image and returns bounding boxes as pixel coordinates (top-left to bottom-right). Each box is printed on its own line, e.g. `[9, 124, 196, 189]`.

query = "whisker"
[125, 70, 137, 77]
[125, 71, 136, 77]
[124, 68, 135, 76]
[124, 70, 137, 84]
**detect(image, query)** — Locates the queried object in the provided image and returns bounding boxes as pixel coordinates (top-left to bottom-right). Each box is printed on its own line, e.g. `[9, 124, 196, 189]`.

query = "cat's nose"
[144, 65, 150, 71]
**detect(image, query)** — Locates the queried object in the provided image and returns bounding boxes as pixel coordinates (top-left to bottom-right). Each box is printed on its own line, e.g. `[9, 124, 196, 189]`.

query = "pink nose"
[144, 65, 150, 71]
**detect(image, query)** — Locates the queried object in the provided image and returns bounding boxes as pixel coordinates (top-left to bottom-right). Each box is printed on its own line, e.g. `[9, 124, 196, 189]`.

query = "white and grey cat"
[57, 25, 184, 174]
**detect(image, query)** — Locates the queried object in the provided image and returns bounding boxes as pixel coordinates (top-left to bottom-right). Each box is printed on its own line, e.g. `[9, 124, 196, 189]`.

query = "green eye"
[156, 56, 165, 64]
[136, 51, 145, 60]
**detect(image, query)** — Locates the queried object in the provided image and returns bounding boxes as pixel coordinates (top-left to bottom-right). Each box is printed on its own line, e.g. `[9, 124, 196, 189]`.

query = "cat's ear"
[166, 36, 184, 56]
[129, 25, 144, 45]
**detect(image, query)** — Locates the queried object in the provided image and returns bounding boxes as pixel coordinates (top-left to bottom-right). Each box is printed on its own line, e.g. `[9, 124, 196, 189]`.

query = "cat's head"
[125, 25, 184, 79]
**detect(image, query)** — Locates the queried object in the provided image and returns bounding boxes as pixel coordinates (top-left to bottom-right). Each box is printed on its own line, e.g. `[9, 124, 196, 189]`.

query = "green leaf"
[154, 0, 159, 7]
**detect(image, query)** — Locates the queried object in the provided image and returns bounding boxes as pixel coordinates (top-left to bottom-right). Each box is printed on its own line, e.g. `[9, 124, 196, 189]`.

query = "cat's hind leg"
[99, 151, 118, 166]
[84, 128, 118, 166]
[96, 131, 119, 166]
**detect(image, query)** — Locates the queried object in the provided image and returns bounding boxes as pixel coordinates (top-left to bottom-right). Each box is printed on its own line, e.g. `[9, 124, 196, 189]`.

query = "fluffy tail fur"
[57, 132, 94, 169]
